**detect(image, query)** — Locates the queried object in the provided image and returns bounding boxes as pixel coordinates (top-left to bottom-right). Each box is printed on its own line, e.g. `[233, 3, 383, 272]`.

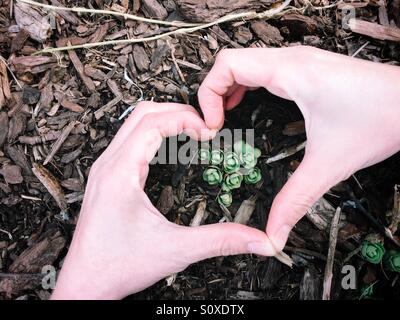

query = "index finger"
[198, 48, 294, 129]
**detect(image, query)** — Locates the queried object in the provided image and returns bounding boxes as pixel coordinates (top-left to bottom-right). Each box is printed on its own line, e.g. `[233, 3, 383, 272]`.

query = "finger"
[226, 85, 248, 110]
[265, 156, 342, 252]
[198, 48, 296, 129]
[125, 110, 215, 187]
[109, 102, 200, 152]
[178, 222, 277, 263]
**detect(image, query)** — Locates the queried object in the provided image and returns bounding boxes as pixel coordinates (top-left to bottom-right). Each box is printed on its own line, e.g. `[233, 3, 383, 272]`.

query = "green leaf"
[203, 166, 223, 185]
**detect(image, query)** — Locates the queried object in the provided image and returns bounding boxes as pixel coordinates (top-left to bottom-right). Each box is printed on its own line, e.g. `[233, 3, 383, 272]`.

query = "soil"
[0, 0, 399, 300]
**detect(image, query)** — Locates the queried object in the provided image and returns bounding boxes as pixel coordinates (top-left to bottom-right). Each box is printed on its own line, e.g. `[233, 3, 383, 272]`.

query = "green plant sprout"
[384, 250, 400, 273]
[223, 152, 240, 173]
[198, 148, 210, 161]
[360, 240, 385, 264]
[200, 140, 263, 207]
[360, 283, 375, 299]
[244, 167, 262, 184]
[224, 172, 243, 190]
[210, 150, 224, 165]
[218, 192, 233, 207]
[202, 166, 223, 185]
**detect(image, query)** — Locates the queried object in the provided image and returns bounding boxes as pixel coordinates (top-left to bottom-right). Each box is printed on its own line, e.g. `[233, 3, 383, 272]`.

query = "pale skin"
[52, 46, 400, 299]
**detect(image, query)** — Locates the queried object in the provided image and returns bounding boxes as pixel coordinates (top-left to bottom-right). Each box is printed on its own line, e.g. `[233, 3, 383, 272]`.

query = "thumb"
[180, 222, 277, 263]
[266, 156, 343, 252]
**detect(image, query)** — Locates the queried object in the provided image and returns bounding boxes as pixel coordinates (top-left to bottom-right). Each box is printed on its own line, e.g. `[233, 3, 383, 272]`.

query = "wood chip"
[9, 55, 57, 75]
[175, 0, 277, 22]
[11, 28, 30, 53]
[300, 266, 321, 300]
[0, 112, 9, 147]
[44, 120, 78, 165]
[32, 163, 68, 212]
[349, 18, 400, 41]
[283, 120, 305, 136]
[0, 273, 42, 299]
[10, 230, 66, 273]
[0, 165, 23, 184]
[5, 144, 32, 175]
[190, 199, 208, 226]
[61, 99, 85, 113]
[156, 185, 174, 215]
[133, 45, 150, 71]
[14, 2, 51, 42]
[251, 21, 283, 45]
[281, 13, 319, 36]
[141, 0, 168, 19]
[322, 207, 341, 300]
[84, 66, 107, 81]
[234, 195, 257, 225]
[0, 59, 11, 108]
[68, 47, 96, 92]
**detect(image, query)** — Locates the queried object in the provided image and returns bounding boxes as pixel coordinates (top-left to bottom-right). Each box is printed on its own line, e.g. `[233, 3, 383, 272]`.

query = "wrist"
[51, 249, 125, 300]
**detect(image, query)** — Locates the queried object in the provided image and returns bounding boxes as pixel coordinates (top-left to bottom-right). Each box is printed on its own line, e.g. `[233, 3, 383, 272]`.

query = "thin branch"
[322, 207, 341, 300]
[33, 0, 293, 54]
[18, 0, 199, 27]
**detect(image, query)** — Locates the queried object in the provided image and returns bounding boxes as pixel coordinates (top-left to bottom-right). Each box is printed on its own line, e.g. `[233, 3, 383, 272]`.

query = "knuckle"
[217, 238, 237, 257]
[215, 48, 233, 64]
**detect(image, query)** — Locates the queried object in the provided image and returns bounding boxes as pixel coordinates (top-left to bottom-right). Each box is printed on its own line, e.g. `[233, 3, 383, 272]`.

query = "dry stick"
[34, 0, 293, 54]
[18, 0, 198, 27]
[322, 207, 341, 300]
[167, 40, 186, 84]
[165, 199, 208, 286]
[389, 185, 400, 234]
[266, 141, 306, 164]
[44, 120, 77, 165]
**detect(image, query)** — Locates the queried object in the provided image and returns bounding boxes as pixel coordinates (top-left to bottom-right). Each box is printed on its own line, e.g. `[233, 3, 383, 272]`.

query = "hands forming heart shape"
[52, 46, 400, 299]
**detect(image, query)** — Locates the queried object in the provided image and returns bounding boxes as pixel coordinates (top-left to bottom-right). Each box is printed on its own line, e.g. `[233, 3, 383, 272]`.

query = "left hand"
[51, 101, 275, 300]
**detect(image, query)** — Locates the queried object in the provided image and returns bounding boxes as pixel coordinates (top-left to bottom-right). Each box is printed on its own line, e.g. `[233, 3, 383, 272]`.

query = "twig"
[33, 0, 293, 54]
[18, 0, 198, 27]
[44, 120, 77, 165]
[266, 141, 306, 164]
[167, 40, 186, 84]
[0, 54, 22, 89]
[0, 228, 12, 240]
[165, 199, 208, 286]
[322, 207, 341, 300]
[32, 162, 68, 215]
[351, 41, 370, 58]
[389, 185, 400, 234]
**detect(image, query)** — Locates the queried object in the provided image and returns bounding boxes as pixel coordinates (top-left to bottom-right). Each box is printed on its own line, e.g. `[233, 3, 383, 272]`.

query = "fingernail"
[209, 129, 218, 138]
[270, 224, 292, 252]
[247, 241, 276, 256]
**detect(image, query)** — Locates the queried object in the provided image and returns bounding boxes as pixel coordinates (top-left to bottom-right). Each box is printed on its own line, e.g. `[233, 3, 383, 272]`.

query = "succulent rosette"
[198, 148, 210, 162]
[218, 192, 232, 207]
[223, 151, 240, 174]
[384, 250, 400, 273]
[210, 149, 224, 165]
[224, 172, 243, 190]
[240, 151, 258, 169]
[203, 166, 223, 185]
[221, 182, 231, 193]
[233, 141, 260, 169]
[244, 167, 262, 184]
[361, 241, 385, 264]
[233, 140, 253, 155]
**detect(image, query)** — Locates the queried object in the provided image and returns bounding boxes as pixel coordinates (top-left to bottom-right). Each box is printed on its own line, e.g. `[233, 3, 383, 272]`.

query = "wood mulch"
[0, 0, 399, 300]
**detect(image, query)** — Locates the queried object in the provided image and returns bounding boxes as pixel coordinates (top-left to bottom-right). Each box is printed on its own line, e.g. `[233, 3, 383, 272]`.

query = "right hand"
[198, 46, 400, 253]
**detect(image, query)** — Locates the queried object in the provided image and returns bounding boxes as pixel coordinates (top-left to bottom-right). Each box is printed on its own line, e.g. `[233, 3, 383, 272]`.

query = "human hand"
[51, 102, 275, 300]
[198, 46, 400, 252]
